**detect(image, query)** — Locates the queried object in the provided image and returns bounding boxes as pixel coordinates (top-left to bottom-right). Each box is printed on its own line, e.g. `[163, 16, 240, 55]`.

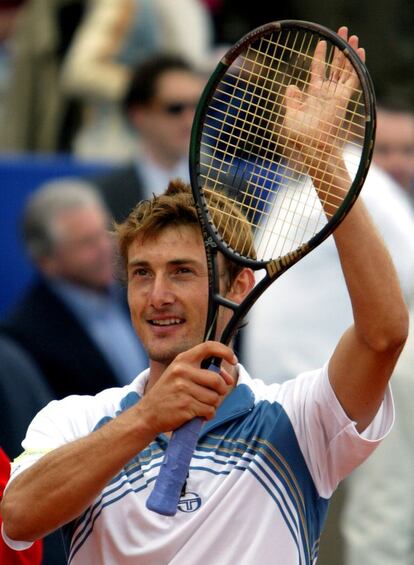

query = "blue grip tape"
[146, 363, 220, 516]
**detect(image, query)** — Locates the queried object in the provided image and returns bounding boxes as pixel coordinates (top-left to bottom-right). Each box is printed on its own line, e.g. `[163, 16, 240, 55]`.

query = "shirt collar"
[136, 156, 189, 199]
[201, 365, 255, 437]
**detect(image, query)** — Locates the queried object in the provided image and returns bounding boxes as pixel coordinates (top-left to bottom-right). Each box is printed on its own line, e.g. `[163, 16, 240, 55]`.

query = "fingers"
[331, 28, 348, 83]
[140, 346, 237, 433]
[312, 26, 364, 88]
[338, 26, 365, 63]
[310, 38, 326, 86]
[328, 27, 363, 95]
[175, 340, 238, 368]
[157, 340, 237, 420]
[170, 364, 232, 396]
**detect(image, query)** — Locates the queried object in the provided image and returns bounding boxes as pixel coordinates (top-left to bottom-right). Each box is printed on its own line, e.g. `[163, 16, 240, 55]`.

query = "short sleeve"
[281, 363, 394, 498]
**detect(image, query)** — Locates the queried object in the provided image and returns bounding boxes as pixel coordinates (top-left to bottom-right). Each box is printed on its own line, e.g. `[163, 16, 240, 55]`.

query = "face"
[131, 69, 205, 166]
[126, 224, 245, 373]
[127, 225, 208, 370]
[374, 109, 414, 193]
[45, 205, 115, 290]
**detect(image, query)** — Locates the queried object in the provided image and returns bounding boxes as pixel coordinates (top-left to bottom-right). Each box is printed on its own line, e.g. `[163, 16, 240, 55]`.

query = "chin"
[148, 350, 178, 366]
[147, 340, 198, 365]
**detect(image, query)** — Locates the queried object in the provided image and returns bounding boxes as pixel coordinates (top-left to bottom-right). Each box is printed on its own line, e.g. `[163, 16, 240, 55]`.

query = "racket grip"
[146, 417, 203, 515]
[146, 363, 220, 516]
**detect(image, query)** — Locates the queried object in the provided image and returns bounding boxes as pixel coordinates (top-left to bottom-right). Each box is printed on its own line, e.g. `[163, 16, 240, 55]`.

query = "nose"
[148, 272, 175, 309]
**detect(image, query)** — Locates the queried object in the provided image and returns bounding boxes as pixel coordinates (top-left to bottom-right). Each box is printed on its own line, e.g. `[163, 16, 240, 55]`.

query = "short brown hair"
[115, 179, 256, 284]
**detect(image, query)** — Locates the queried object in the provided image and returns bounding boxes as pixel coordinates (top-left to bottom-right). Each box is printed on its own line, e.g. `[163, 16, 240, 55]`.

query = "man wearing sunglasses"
[94, 54, 206, 223]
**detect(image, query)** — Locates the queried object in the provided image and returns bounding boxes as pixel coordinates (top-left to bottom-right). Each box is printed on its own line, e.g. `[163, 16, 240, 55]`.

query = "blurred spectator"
[1, 446, 43, 564]
[0, 0, 24, 124]
[373, 101, 414, 202]
[60, 0, 213, 160]
[286, 0, 414, 103]
[209, 0, 294, 44]
[93, 53, 206, 222]
[341, 301, 414, 565]
[0, 334, 53, 460]
[0, 337, 67, 564]
[241, 161, 414, 383]
[1, 178, 147, 399]
[0, 0, 86, 152]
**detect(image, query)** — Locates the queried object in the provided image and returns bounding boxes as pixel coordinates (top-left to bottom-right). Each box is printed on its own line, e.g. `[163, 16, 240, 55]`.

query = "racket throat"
[205, 295, 240, 343]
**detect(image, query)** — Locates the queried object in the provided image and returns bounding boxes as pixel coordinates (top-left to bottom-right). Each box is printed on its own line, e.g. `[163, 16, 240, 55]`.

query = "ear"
[227, 268, 255, 304]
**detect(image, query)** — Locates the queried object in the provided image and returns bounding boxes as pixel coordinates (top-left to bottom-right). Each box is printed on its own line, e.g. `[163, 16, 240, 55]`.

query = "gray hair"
[22, 178, 108, 263]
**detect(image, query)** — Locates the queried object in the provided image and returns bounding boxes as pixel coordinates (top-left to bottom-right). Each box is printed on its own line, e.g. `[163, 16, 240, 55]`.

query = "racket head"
[190, 20, 376, 273]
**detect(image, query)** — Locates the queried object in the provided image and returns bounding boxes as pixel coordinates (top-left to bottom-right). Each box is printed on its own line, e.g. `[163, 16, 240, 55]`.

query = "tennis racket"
[146, 20, 376, 516]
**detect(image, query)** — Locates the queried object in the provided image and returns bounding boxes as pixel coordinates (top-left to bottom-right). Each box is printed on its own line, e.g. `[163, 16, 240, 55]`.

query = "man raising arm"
[1, 28, 408, 565]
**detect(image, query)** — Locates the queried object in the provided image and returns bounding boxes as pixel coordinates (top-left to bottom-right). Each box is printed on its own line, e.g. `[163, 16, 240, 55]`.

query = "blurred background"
[1, 0, 414, 316]
[1, 2, 414, 564]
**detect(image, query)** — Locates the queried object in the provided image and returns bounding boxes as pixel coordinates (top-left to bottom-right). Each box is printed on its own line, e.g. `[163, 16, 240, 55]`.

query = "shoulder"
[239, 364, 326, 406]
[24, 371, 148, 438]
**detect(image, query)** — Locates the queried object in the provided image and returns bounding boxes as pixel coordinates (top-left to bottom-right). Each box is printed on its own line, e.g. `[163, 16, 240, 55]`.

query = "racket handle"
[146, 416, 203, 515]
[146, 363, 220, 516]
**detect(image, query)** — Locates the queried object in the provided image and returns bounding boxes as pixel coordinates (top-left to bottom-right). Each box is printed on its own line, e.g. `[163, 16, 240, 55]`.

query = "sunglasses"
[155, 100, 199, 116]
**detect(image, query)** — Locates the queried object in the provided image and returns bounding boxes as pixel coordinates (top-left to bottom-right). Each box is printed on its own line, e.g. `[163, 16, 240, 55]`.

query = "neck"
[141, 142, 180, 170]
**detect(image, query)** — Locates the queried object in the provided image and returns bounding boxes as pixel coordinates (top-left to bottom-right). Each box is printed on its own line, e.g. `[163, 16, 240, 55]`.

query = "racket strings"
[204, 79, 364, 182]
[203, 169, 345, 254]
[231, 36, 281, 254]
[208, 83, 365, 147]
[199, 27, 367, 261]
[217, 40, 367, 123]
[200, 129, 356, 216]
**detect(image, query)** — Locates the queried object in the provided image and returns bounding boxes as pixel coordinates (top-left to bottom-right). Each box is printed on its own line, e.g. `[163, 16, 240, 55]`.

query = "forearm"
[1, 405, 155, 542]
[329, 196, 408, 429]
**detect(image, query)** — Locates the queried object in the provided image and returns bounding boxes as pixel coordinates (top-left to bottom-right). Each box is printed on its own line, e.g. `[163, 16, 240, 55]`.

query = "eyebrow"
[127, 258, 203, 269]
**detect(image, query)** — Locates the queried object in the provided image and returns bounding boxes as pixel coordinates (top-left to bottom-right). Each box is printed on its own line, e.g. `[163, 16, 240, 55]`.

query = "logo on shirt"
[177, 492, 202, 513]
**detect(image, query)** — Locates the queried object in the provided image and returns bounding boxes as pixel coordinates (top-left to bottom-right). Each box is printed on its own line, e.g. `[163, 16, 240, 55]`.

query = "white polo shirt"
[3, 364, 393, 564]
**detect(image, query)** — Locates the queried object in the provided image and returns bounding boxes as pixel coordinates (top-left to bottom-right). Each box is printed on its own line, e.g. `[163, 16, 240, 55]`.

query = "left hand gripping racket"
[146, 19, 376, 515]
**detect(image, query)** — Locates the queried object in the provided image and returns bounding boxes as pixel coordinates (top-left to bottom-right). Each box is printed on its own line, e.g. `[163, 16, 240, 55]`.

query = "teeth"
[151, 318, 182, 326]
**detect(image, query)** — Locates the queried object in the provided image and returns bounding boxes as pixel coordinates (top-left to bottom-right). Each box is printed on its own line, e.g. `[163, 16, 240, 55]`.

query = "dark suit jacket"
[1, 280, 125, 399]
[93, 163, 146, 223]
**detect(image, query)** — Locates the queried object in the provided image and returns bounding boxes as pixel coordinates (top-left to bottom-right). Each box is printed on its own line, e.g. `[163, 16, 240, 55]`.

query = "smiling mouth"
[149, 318, 184, 326]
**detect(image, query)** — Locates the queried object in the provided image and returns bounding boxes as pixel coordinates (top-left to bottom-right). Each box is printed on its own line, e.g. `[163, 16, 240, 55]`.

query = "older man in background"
[1, 178, 147, 399]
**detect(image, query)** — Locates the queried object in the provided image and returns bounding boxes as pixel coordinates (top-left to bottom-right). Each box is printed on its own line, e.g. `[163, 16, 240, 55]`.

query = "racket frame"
[189, 19, 376, 346]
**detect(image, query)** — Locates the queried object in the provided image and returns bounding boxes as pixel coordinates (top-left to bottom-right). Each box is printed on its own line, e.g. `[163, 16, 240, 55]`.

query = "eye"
[130, 267, 152, 279]
[172, 266, 196, 279]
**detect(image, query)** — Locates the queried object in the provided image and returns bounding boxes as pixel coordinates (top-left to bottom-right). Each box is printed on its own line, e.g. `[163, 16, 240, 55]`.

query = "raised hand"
[281, 27, 365, 174]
